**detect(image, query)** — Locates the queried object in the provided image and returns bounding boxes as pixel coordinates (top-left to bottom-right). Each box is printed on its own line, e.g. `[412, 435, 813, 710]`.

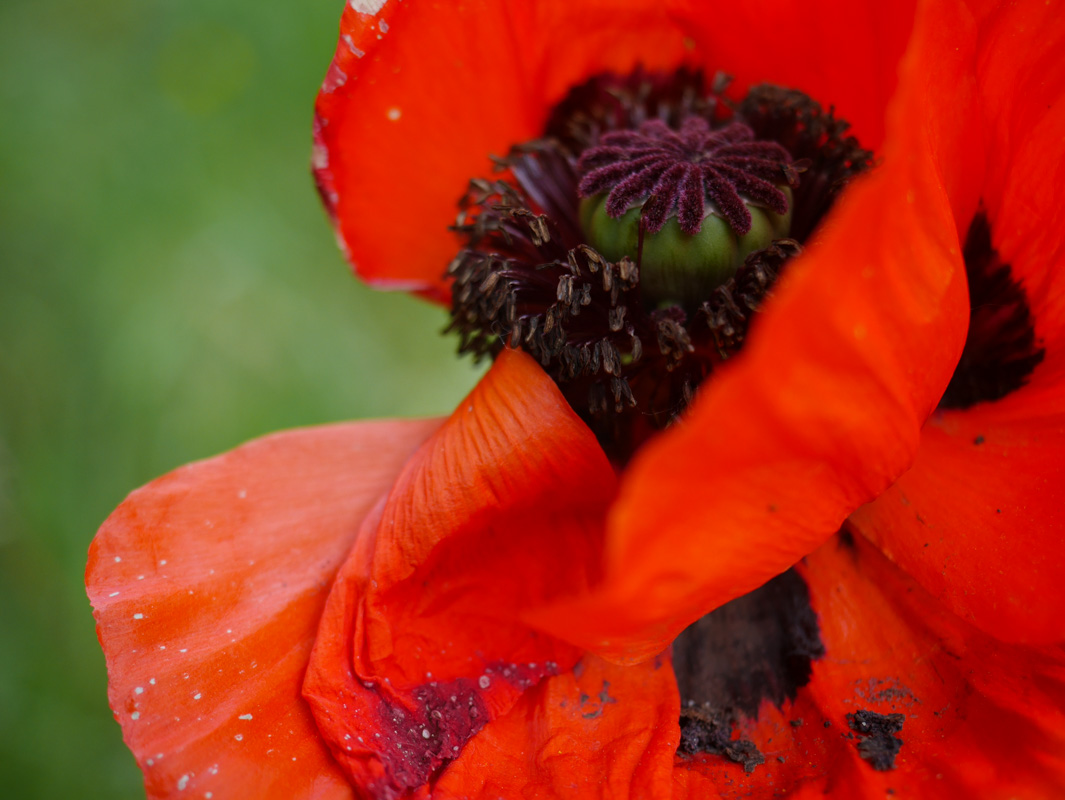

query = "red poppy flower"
[88, 0, 1065, 798]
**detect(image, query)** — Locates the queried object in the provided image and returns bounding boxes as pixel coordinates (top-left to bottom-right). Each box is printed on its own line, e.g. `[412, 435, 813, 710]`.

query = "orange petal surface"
[303, 348, 618, 796]
[531, 0, 981, 662]
[852, 0, 1065, 644]
[87, 420, 441, 799]
[314, 0, 690, 300]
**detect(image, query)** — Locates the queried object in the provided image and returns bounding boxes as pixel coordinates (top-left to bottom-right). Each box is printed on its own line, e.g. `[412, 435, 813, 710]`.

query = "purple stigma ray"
[577, 118, 794, 236]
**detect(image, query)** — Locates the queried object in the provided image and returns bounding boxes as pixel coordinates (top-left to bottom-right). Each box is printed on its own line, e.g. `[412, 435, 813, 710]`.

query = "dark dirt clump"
[678, 706, 765, 774]
[847, 709, 905, 771]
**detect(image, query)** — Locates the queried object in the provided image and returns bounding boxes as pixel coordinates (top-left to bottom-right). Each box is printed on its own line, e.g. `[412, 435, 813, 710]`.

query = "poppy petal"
[302, 348, 619, 796]
[668, 0, 918, 151]
[850, 0, 1065, 645]
[976, 0, 1065, 326]
[86, 419, 441, 800]
[529, 0, 981, 663]
[675, 533, 1065, 798]
[971, 0, 1065, 388]
[314, 1, 690, 300]
[430, 654, 679, 800]
[798, 534, 1065, 796]
[849, 401, 1065, 644]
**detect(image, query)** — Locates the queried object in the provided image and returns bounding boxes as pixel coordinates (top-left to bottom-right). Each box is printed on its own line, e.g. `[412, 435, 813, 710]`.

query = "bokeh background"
[0, 0, 482, 796]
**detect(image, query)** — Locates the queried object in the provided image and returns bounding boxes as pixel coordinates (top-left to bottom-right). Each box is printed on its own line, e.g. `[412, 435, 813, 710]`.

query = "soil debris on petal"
[678, 706, 766, 774]
[847, 709, 905, 771]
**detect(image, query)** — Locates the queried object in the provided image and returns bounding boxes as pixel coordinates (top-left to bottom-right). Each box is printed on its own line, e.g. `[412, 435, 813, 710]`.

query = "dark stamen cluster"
[735, 85, 874, 242]
[578, 117, 795, 235]
[447, 160, 643, 414]
[447, 71, 871, 460]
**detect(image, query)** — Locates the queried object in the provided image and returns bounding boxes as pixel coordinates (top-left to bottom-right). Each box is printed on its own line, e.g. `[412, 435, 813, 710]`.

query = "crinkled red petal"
[431, 654, 679, 800]
[314, 0, 690, 301]
[87, 420, 440, 800]
[302, 348, 618, 797]
[850, 0, 1065, 644]
[373, 532, 1065, 799]
[529, 0, 981, 663]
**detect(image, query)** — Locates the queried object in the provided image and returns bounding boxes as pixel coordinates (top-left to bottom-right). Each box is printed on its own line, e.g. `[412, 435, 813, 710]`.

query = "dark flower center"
[673, 568, 825, 772]
[446, 69, 872, 463]
[938, 209, 1045, 409]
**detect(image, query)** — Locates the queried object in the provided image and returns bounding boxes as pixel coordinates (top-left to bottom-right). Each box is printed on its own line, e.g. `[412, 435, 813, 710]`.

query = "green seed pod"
[580, 187, 792, 308]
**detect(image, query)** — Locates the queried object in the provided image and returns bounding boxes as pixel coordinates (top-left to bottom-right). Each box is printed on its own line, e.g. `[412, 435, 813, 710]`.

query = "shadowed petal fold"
[302, 348, 618, 796]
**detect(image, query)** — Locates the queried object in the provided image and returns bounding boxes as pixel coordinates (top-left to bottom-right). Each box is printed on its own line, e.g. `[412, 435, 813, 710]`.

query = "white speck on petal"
[109, 591, 120, 597]
[312, 142, 329, 171]
[159, 560, 167, 566]
[322, 64, 347, 93]
[177, 774, 189, 790]
[234, 734, 243, 741]
[133, 613, 144, 620]
[387, 107, 401, 121]
[149, 678, 156, 685]
[341, 34, 365, 58]
[349, 0, 388, 13]
[114, 556, 122, 563]
[479, 675, 490, 689]
[131, 712, 140, 720]
[421, 728, 430, 739]
[135, 687, 144, 695]
[239, 714, 253, 720]
[379, 19, 389, 33]
[193, 693, 202, 700]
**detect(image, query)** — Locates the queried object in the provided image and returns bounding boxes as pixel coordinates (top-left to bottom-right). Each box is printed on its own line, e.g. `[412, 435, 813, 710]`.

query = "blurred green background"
[0, 0, 482, 796]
